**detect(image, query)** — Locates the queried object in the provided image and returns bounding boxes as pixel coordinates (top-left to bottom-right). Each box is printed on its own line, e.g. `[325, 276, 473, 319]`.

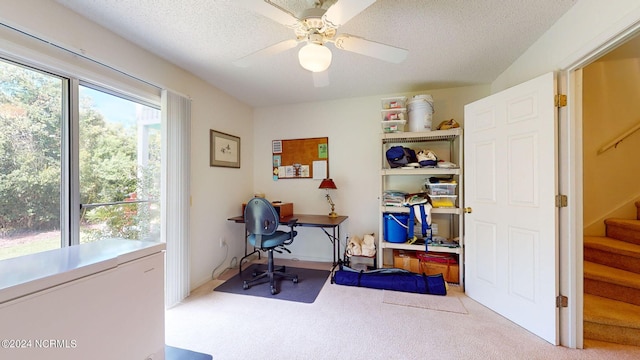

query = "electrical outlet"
[219, 237, 226, 247]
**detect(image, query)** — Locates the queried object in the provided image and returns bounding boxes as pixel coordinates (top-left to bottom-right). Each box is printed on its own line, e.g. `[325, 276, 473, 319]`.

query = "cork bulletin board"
[272, 137, 329, 180]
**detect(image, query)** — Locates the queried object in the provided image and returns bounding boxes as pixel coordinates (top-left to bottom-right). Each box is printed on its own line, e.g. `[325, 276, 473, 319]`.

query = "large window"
[0, 58, 161, 260]
[0, 60, 64, 260]
[78, 85, 161, 244]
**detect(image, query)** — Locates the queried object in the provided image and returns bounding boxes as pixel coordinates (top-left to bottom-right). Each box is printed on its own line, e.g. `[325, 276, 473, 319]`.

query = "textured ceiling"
[55, 0, 577, 107]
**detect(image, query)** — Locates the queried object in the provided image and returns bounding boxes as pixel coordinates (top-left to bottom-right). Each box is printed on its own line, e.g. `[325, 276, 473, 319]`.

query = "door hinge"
[556, 295, 568, 308]
[555, 94, 567, 107]
[555, 194, 568, 207]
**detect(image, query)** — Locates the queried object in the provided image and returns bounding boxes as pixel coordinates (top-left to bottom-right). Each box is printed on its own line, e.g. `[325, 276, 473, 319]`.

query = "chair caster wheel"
[271, 286, 277, 295]
[243, 281, 249, 290]
[292, 276, 298, 284]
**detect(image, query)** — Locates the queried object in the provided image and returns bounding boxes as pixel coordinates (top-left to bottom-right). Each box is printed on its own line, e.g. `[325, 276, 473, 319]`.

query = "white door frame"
[558, 20, 640, 349]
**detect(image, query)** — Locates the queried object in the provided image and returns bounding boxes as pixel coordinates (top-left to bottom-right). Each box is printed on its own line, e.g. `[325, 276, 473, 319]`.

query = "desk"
[227, 214, 348, 267]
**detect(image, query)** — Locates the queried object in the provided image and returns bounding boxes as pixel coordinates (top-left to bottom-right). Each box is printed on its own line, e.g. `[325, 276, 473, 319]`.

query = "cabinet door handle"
[464, 207, 473, 214]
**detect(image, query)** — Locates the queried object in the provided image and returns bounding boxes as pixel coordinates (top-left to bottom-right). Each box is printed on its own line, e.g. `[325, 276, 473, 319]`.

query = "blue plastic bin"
[383, 213, 410, 243]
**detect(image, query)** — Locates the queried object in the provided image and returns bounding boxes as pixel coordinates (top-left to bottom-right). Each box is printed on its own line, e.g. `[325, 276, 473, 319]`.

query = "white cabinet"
[378, 128, 464, 285]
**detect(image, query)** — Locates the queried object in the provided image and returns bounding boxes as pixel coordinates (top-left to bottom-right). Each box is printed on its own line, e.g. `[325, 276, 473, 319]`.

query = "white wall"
[0, 1, 254, 289]
[582, 51, 640, 235]
[492, 0, 640, 93]
[253, 86, 489, 263]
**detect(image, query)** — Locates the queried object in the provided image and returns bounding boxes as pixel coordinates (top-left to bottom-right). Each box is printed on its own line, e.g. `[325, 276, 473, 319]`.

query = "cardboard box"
[395, 250, 460, 283]
[421, 261, 459, 283]
[393, 250, 421, 273]
[242, 202, 293, 220]
[418, 252, 459, 284]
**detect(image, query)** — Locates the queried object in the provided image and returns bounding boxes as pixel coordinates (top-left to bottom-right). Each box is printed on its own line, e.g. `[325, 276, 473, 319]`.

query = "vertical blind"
[162, 90, 192, 308]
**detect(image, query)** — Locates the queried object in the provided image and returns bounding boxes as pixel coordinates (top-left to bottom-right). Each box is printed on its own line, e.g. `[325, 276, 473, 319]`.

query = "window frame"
[0, 48, 161, 252]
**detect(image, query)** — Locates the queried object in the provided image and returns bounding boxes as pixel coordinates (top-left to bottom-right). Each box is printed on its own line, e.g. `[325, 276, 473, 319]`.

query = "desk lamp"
[319, 178, 338, 218]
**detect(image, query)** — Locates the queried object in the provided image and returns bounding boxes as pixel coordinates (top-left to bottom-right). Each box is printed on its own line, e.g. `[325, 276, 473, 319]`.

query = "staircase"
[583, 201, 640, 347]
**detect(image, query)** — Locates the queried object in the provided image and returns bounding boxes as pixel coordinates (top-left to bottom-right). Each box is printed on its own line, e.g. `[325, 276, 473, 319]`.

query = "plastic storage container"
[381, 120, 406, 133]
[381, 96, 407, 109]
[429, 195, 457, 208]
[425, 182, 457, 195]
[381, 108, 407, 121]
[407, 94, 434, 132]
[383, 213, 410, 243]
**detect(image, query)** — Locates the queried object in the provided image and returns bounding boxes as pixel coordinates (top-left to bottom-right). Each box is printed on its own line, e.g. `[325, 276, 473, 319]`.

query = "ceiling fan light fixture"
[298, 42, 332, 72]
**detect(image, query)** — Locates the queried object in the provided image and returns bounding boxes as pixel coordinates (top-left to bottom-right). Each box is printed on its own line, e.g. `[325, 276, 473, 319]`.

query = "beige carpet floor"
[382, 288, 468, 314]
[166, 259, 640, 360]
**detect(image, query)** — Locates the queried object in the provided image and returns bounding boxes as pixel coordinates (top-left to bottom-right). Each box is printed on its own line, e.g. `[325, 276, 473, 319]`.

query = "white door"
[464, 72, 559, 344]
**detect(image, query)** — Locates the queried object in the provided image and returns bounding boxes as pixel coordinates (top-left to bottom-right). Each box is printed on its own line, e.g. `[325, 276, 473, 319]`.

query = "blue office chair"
[242, 197, 298, 295]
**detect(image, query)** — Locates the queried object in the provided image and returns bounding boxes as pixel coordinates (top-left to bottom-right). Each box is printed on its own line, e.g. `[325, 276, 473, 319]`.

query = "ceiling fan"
[234, 0, 409, 79]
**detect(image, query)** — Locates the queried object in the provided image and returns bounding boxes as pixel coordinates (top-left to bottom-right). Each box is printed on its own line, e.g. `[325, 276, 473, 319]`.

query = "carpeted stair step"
[584, 236, 640, 274]
[584, 293, 640, 347]
[584, 261, 640, 306]
[605, 218, 640, 245]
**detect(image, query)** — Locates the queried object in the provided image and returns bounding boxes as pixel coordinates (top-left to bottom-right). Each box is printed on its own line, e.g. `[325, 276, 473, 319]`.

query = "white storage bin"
[381, 120, 406, 133]
[381, 96, 407, 110]
[381, 108, 407, 121]
[407, 94, 434, 131]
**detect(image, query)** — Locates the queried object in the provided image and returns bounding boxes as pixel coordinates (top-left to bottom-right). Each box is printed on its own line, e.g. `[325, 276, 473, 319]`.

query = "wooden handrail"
[598, 120, 640, 154]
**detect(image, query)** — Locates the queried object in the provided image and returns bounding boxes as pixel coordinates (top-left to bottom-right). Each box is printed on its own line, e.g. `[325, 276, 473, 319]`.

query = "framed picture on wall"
[210, 130, 240, 168]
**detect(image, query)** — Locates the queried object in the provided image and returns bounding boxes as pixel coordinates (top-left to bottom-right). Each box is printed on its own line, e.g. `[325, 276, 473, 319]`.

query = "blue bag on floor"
[332, 266, 447, 296]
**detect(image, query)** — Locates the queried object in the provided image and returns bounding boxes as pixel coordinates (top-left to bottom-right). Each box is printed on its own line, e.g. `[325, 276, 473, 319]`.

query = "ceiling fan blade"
[233, 39, 300, 67]
[236, 0, 300, 28]
[333, 34, 408, 63]
[323, 0, 377, 28]
[313, 71, 330, 88]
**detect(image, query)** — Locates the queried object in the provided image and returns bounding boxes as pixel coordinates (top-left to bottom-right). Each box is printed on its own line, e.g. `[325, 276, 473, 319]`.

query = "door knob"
[464, 207, 472, 214]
